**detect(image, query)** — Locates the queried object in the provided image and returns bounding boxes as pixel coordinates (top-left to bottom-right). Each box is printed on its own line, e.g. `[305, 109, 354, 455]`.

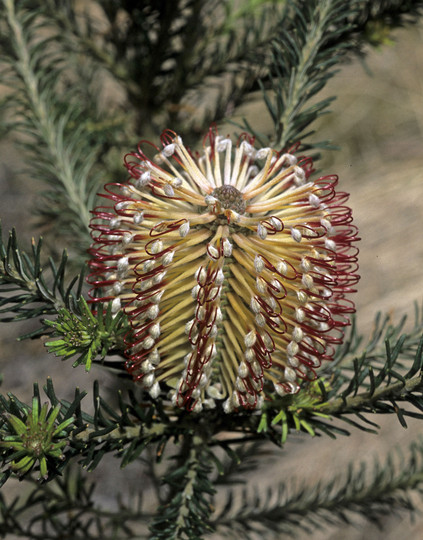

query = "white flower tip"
[192, 401, 203, 413]
[256, 147, 271, 160]
[113, 281, 123, 294]
[325, 238, 336, 250]
[270, 216, 283, 231]
[283, 153, 297, 166]
[256, 276, 267, 294]
[122, 232, 134, 245]
[297, 290, 308, 303]
[109, 218, 121, 229]
[241, 140, 255, 157]
[148, 349, 160, 365]
[162, 143, 176, 157]
[223, 398, 234, 413]
[215, 269, 225, 286]
[302, 273, 314, 289]
[257, 223, 268, 240]
[205, 195, 217, 206]
[309, 193, 321, 208]
[216, 137, 231, 152]
[294, 166, 306, 185]
[149, 381, 161, 399]
[111, 297, 121, 313]
[147, 304, 160, 319]
[292, 326, 304, 342]
[142, 337, 155, 350]
[115, 201, 130, 211]
[179, 221, 190, 237]
[207, 244, 220, 259]
[136, 171, 151, 188]
[152, 271, 166, 284]
[295, 307, 306, 323]
[117, 257, 129, 272]
[203, 398, 216, 409]
[276, 260, 288, 275]
[161, 250, 174, 266]
[291, 228, 302, 243]
[223, 238, 233, 257]
[254, 254, 265, 273]
[150, 240, 163, 254]
[274, 383, 287, 397]
[133, 211, 144, 224]
[149, 323, 161, 339]
[250, 296, 261, 314]
[285, 366, 298, 383]
[300, 257, 311, 272]
[244, 330, 257, 348]
[163, 183, 175, 197]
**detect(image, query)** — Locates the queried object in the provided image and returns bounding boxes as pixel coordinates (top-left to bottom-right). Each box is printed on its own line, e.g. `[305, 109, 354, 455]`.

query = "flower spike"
[88, 128, 359, 412]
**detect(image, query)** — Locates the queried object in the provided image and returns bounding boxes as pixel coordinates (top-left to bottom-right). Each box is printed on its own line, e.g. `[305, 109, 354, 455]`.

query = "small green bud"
[0, 402, 74, 480]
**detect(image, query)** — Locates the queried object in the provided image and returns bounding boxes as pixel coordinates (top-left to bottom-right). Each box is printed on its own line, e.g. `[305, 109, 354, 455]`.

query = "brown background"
[0, 20, 423, 540]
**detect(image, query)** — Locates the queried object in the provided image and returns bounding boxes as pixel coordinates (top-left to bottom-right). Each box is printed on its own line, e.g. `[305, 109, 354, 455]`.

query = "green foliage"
[0, 466, 144, 539]
[0, 225, 84, 338]
[248, 0, 423, 150]
[255, 0, 359, 150]
[212, 438, 423, 538]
[0, 382, 75, 485]
[0, 0, 124, 258]
[44, 297, 128, 371]
[41, 0, 290, 140]
[149, 435, 216, 540]
[0, 392, 73, 481]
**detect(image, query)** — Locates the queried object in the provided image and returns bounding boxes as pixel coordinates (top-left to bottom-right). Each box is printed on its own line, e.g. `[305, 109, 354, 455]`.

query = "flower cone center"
[212, 185, 246, 214]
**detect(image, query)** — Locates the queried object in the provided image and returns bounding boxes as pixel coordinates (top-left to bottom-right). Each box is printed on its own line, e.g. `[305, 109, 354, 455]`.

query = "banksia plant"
[1, 1, 423, 539]
[88, 129, 359, 412]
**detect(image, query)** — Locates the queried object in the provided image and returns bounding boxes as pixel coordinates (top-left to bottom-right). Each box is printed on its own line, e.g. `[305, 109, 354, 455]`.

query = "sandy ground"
[0, 18, 423, 540]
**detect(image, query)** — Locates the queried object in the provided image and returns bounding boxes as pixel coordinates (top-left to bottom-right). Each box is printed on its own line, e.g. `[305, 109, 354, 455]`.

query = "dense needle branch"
[212, 439, 423, 538]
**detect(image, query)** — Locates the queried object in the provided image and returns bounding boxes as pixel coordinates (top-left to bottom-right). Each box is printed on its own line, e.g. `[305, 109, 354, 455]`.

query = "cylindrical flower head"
[88, 128, 359, 413]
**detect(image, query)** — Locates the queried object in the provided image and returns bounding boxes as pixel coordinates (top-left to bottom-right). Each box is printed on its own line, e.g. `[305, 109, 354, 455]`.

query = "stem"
[318, 375, 423, 415]
[72, 423, 166, 443]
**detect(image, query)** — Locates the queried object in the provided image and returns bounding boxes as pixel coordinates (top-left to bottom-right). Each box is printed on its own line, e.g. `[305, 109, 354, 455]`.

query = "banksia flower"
[88, 128, 359, 413]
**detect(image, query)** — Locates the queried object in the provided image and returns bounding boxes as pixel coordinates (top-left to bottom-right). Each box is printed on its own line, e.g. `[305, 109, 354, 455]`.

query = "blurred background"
[0, 16, 422, 540]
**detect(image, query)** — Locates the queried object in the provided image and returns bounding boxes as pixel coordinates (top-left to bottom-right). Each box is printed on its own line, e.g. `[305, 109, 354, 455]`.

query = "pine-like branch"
[255, 0, 360, 150]
[0, 0, 118, 256]
[242, 0, 423, 151]
[0, 225, 84, 338]
[44, 297, 128, 371]
[0, 466, 149, 539]
[149, 434, 216, 540]
[212, 439, 423, 538]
